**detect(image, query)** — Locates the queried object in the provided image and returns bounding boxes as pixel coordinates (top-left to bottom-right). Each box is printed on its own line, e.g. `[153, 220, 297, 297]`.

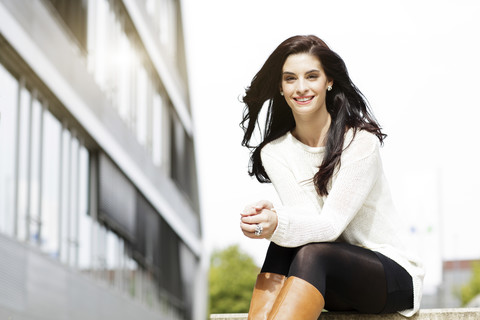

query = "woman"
[239, 35, 424, 319]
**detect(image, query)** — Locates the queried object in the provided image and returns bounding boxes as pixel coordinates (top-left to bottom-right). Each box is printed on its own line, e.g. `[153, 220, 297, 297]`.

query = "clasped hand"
[240, 200, 278, 239]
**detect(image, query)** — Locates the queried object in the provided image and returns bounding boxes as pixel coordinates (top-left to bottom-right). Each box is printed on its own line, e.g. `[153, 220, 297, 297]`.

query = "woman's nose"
[296, 79, 308, 94]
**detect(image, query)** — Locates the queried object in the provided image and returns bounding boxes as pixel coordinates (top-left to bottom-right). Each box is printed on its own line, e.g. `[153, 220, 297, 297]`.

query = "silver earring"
[280, 91, 284, 96]
[327, 85, 332, 91]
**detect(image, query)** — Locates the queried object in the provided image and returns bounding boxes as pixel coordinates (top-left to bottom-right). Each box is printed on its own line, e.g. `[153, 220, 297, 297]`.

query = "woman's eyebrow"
[282, 69, 320, 75]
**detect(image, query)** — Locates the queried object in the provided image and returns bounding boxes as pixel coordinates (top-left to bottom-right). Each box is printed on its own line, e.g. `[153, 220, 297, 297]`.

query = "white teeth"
[296, 97, 312, 102]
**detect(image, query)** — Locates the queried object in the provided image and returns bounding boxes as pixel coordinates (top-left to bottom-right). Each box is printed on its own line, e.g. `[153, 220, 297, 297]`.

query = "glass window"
[93, 223, 108, 281]
[78, 145, 92, 271]
[59, 127, 71, 265]
[144, 0, 162, 42]
[136, 66, 148, 146]
[41, 111, 62, 258]
[179, 243, 197, 318]
[169, 108, 197, 204]
[89, 0, 159, 152]
[98, 153, 136, 240]
[68, 135, 80, 266]
[170, 111, 190, 193]
[152, 92, 164, 167]
[29, 98, 43, 244]
[90, 0, 111, 91]
[145, 80, 154, 156]
[106, 229, 121, 288]
[0, 63, 18, 237]
[159, 0, 177, 58]
[17, 87, 32, 241]
[125, 252, 140, 298]
[117, 32, 134, 124]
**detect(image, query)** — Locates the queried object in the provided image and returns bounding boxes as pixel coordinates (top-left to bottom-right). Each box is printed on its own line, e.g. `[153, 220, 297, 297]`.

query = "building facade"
[0, 0, 204, 319]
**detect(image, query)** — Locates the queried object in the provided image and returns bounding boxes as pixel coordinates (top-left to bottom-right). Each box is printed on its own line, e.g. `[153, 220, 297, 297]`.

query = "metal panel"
[67, 274, 100, 320]
[0, 233, 180, 320]
[98, 153, 136, 240]
[0, 235, 27, 311]
[26, 251, 68, 319]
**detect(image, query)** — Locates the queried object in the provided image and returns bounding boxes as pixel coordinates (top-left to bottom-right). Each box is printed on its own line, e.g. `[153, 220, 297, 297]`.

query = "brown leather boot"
[267, 276, 324, 320]
[248, 272, 286, 320]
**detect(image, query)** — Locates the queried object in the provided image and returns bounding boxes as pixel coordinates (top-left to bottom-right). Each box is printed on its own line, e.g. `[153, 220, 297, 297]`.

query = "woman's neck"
[291, 110, 331, 147]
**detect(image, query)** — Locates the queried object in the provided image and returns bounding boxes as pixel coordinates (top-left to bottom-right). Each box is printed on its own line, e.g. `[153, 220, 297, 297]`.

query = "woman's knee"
[287, 243, 336, 295]
[261, 243, 296, 275]
[294, 243, 336, 265]
[289, 242, 336, 276]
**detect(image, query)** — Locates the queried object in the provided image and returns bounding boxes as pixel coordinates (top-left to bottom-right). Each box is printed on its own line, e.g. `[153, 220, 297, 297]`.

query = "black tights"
[261, 242, 413, 314]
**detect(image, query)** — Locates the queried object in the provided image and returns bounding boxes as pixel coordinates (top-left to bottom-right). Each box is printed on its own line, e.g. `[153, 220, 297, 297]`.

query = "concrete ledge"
[210, 308, 480, 319]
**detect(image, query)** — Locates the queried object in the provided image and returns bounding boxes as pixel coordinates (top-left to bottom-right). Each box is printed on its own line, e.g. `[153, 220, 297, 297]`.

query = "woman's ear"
[326, 78, 334, 92]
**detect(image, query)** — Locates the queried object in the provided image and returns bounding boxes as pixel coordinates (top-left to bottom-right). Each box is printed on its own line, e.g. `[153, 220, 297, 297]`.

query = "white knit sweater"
[261, 129, 424, 317]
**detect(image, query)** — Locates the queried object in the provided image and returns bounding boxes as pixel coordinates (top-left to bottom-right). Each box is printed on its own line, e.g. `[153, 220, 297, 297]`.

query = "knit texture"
[261, 129, 425, 317]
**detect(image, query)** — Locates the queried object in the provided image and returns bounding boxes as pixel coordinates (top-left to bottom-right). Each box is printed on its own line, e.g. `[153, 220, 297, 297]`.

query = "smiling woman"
[280, 53, 333, 147]
[238, 35, 425, 320]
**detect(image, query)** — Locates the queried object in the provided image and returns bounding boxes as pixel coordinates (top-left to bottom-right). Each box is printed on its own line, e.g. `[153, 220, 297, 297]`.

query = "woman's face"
[281, 53, 333, 118]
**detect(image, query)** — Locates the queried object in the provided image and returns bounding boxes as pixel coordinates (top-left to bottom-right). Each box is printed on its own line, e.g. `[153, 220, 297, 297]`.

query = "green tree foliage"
[209, 244, 259, 314]
[460, 261, 480, 306]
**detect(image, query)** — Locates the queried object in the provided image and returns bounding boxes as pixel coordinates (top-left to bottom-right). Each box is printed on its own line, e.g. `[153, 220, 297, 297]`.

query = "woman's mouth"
[294, 96, 314, 105]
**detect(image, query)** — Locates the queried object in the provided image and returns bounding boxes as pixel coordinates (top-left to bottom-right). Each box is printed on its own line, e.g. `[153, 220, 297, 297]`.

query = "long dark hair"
[241, 35, 386, 196]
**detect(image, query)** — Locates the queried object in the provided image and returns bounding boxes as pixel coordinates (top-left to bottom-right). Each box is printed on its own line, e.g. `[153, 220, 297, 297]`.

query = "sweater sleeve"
[263, 132, 381, 247]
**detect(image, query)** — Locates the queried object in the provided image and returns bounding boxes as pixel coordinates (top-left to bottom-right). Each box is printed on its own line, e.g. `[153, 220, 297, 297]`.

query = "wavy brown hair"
[241, 35, 386, 196]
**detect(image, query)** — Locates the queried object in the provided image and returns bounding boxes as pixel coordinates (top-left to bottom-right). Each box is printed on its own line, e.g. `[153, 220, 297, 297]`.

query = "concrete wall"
[210, 308, 480, 320]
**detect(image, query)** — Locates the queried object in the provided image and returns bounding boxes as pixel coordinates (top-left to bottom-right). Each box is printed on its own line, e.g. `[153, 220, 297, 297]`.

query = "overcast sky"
[181, 0, 480, 290]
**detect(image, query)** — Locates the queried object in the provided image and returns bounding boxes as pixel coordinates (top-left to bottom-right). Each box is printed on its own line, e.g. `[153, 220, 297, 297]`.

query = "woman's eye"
[284, 77, 295, 82]
[308, 74, 319, 80]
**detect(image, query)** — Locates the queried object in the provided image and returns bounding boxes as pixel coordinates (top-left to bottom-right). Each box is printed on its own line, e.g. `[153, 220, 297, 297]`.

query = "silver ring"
[254, 224, 263, 236]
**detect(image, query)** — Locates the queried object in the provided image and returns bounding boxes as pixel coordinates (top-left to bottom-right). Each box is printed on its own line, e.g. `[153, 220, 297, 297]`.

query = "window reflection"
[78, 146, 92, 270]
[68, 134, 80, 267]
[152, 92, 164, 167]
[59, 126, 71, 265]
[136, 66, 148, 147]
[106, 230, 120, 287]
[41, 111, 62, 257]
[0, 63, 18, 237]
[17, 86, 31, 241]
[29, 98, 43, 245]
[143, 0, 178, 57]
[158, 0, 177, 58]
[87, 0, 173, 175]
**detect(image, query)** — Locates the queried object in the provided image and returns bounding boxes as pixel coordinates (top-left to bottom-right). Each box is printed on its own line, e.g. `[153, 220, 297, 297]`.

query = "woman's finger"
[241, 204, 261, 216]
[241, 213, 263, 225]
[241, 229, 256, 239]
[241, 200, 273, 217]
[254, 200, 273, 210]
[240, 221, 258, 233]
